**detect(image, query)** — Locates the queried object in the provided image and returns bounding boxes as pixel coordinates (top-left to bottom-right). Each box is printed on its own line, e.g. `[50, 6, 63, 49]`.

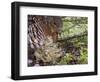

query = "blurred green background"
[58, 16, 88, 65]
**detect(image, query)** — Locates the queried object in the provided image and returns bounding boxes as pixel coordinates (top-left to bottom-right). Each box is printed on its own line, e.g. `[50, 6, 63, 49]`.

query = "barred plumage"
[28, 16, 45, 49]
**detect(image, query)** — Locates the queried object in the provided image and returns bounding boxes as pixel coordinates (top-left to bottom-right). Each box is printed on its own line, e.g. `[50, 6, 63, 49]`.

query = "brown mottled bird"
[28, 15, 63, 66]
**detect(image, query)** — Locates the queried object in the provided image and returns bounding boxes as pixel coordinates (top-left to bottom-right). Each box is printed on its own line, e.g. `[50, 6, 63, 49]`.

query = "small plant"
[58, 47, 88, 65]
[58, 53, 73, 65]
[34, 36, 63, 65]
[78, 47, 88, 64]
